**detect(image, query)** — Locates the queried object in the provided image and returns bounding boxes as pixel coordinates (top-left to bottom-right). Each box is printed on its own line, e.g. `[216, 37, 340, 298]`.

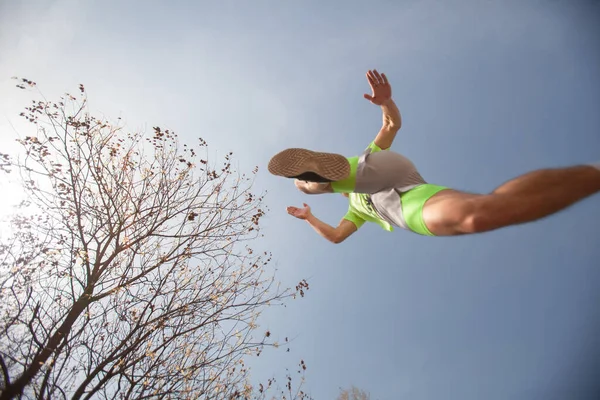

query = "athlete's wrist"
[380, 98, 395, 107]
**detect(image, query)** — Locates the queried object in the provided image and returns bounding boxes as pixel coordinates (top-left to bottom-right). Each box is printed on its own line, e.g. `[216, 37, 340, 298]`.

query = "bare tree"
[0, 79, 311, 400]
[336, 386, 371, 400]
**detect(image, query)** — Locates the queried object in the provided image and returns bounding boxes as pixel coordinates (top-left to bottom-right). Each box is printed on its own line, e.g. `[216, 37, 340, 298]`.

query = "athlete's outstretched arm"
[287, 203, 357, 244]
[364, 69, 402, 150]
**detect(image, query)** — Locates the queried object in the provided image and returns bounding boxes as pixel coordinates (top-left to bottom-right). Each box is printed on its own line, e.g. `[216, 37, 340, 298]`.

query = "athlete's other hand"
[287, 203, 312, 220]
[363, 69, 392, 105]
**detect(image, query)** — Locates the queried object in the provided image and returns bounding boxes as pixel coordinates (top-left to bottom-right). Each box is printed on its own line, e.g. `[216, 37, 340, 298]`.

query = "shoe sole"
[268, 148, 350, 182]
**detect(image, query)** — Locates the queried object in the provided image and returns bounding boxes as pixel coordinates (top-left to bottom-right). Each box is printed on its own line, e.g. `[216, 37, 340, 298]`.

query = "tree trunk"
[0, 288, 93, 400]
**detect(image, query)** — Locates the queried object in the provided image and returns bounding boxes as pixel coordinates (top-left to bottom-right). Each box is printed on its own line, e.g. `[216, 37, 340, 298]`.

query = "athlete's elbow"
[386, 122, 401, 132]
[383, 116, 401, 131]
[330, 233, 347, 244]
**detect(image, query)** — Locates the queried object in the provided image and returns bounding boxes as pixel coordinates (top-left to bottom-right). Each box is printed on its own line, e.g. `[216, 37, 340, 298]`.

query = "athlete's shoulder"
[363, 141, 383, 154]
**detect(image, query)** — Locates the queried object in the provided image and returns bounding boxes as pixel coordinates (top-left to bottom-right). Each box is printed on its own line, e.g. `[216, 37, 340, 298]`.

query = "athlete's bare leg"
[422, 165, 600, 236]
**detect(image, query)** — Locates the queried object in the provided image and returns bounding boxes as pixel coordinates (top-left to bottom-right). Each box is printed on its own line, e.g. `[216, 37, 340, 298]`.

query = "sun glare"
[0, 178, 26, 225]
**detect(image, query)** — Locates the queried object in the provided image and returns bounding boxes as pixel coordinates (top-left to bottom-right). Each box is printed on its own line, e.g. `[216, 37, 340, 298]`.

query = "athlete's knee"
[457, 197, 498, 234]
[459, 212, 493, 233]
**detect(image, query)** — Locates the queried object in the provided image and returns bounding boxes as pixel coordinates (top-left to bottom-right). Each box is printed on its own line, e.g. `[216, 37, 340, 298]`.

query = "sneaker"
[268, 148, 350, 182]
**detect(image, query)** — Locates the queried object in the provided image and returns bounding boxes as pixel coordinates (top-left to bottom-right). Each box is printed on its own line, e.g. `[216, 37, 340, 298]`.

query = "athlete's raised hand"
[363, 69, 392, 105]
[286, 203, 311, 220]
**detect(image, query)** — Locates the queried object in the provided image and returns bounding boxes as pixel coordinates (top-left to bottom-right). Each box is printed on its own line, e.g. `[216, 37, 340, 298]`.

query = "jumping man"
[268, 70, 600, 243]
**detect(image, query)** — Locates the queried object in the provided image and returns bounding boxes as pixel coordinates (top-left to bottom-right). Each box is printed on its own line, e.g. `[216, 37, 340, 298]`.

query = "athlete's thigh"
[421, 189, 481, 236]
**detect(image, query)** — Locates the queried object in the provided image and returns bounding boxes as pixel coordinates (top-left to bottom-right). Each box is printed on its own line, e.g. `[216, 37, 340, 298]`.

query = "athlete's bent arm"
[363, 69, 402, 150]
[305, 215, 357, 244]
[286, 204, 357, 244]
[375, 99, 402, 150]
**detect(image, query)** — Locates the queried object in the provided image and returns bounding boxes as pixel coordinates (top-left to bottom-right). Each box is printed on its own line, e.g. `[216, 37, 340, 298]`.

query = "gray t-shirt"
[343, 142, 427, 231]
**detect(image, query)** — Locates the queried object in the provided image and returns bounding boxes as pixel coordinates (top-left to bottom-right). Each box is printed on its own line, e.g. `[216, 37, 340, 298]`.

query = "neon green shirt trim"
[365, 141, 383, 153]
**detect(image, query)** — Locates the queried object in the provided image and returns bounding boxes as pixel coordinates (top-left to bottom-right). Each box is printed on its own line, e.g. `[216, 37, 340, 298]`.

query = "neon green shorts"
[400, 184, 448, 236]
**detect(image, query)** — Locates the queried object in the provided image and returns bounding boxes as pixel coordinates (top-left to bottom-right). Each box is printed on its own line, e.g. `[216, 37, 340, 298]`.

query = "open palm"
[363, 69, 392, 105]
[286, 203, 311, 220]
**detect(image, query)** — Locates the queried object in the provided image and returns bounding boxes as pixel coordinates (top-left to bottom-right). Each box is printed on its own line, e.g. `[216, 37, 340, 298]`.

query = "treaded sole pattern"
[268, 148, 350, 182]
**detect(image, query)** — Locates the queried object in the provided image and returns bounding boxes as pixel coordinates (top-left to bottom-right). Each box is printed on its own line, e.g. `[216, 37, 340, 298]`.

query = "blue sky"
[1, 0, 599, 399]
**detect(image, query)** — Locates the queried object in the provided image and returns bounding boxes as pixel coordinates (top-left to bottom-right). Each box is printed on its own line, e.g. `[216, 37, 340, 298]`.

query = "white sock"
[589, 161, 600, 171]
